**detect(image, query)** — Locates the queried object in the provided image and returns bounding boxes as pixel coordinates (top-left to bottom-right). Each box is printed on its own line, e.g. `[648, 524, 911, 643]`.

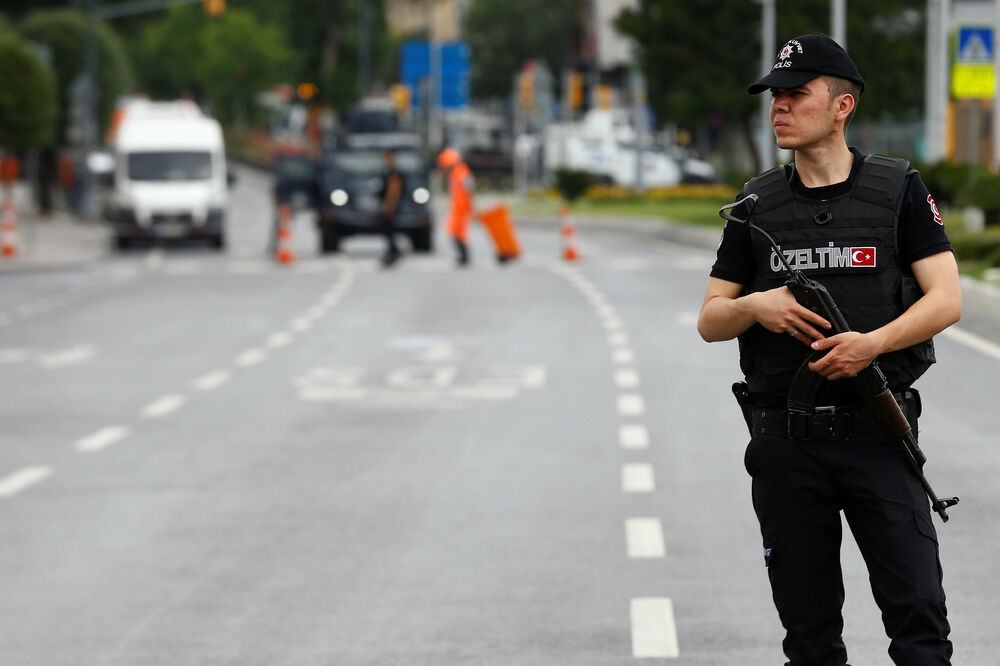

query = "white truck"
[105, 100, 231, 249]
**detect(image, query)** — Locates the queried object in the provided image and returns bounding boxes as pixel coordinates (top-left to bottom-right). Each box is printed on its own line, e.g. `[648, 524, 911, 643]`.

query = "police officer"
[378, 149, 404, 268]
[697, 34, 960, 666]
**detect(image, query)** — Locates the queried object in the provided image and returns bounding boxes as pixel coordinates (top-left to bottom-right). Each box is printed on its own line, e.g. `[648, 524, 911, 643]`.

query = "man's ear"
[835, 93, 856, 122]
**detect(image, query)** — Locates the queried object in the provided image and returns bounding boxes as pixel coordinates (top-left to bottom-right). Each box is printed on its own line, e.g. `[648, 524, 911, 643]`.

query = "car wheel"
[410, 228, 433, 253]
[211, 234, 226, 251]
[114, 235, 131, 251]
[320, 226, 341, 253]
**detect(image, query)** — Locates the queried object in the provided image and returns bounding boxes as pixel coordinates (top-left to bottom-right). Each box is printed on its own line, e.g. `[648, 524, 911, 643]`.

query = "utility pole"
[831, 0, 846, 48]
[759, 0, 775, 171]
[925, 0, 950, 163]
[358, 0, 371, 100]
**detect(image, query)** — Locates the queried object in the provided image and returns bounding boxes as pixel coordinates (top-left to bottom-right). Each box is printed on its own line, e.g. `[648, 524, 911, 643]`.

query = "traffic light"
[203, 0, 225, 16]
[566, 72, 584, 110]
[518, 71, 534, 111]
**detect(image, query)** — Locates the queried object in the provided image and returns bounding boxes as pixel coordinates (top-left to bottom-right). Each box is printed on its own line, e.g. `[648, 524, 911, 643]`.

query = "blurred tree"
[133, 5, 294, 125]
[464, 0, 579, 100]
[616, 0, 926, 171]
[0, 32, 58, 150]
[19, 8, 134, 144]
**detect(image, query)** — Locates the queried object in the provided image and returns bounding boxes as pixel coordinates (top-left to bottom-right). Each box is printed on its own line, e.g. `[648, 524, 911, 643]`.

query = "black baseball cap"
[748, 33, 865, 95]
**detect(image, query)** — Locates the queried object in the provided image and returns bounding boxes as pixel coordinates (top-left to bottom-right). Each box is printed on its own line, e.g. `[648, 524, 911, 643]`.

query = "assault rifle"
[719, 194, 959, 522]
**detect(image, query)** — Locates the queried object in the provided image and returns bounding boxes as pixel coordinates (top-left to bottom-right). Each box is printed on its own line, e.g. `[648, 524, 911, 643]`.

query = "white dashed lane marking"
[235, 348, 267, 367]
[0, 466, 53, 498]
[622, 463, 655, 493]
[38, 344, 96, 369]
[608, 332, 630, 347]
[141, 394, 187, 419]
[619, 425, 650, 449]
[625, 518, 666, 558]
[266, 331, 293, 349]
[75, 426, 129, 452]
[192, 370, 231, 391]
[630, 598, 680, 658]
[615, 368, 640, 388]
[617, 394, 646, 416]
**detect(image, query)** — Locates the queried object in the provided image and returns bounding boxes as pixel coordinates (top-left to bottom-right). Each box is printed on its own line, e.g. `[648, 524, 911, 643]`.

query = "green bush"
[947, 228, 1000, 261]
[553, 169, 595, 203]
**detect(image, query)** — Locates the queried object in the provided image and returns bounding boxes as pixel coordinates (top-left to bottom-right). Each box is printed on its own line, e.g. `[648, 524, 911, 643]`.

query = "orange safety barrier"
[559, 203, 579, 261]
[274, 203, 295, 264]
[1, 196, 18, 258]
[477, 204, 521, 263]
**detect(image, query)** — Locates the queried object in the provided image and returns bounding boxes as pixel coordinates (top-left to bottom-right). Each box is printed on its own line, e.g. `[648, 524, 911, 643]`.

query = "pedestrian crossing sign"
[953, 26, 995, 99]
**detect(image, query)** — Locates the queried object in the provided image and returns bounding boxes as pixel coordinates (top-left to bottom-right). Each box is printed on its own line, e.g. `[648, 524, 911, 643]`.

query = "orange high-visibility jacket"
[446, 162, 474, 243]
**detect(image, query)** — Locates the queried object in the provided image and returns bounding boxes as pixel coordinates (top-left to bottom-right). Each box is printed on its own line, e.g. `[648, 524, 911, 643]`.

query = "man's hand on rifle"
[748, 286, 831, 344]
[807, 331, 884, 380]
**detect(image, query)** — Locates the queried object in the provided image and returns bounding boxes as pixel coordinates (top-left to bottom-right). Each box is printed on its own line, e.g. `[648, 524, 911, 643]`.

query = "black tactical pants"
[744, 430, 952, 666]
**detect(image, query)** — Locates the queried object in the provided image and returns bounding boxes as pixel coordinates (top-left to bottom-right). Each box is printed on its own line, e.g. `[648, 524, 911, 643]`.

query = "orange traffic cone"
[274, 203, 295, 264]
[1, 196, 18, 258]
[559, 203, 579, 261]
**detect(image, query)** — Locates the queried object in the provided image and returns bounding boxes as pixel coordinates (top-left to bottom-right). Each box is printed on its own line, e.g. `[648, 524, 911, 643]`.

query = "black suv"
[315, 146, 433, 254]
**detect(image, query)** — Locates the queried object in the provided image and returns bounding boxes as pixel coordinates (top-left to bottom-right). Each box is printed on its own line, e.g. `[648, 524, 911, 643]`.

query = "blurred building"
[385, 0, 470, 42]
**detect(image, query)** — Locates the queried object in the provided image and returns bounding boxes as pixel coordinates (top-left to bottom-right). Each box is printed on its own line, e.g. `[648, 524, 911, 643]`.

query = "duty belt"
[750, 392, 918, 441]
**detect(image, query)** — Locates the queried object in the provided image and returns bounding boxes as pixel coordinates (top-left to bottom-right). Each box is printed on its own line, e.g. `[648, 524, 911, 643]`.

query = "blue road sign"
[400, 41, 470, 109]
[957, 26, 994, 63]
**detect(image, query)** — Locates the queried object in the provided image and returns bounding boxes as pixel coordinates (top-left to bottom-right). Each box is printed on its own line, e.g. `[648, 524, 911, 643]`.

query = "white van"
[107, 100, 230, 249]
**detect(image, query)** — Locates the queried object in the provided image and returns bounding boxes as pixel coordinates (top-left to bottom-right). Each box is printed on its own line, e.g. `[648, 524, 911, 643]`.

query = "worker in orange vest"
[436, 148, 475, 267]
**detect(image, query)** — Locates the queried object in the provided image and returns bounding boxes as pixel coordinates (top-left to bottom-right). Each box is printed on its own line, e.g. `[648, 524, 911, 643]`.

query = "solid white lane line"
[192, 370, 231, 391]
[141, 394, 186, 418]
[235, 348, 267, 367]
[0, 466, 53, 498]
[619, 424, 650, 449]
[625, 518, 666, 558]
[266, 331, 293, 349]
[617, 394, 646, 416]
[38, 344, 96, 369]
[612, 349, 636, 365]
[615, 368, 640, 388]
[75, 426, 130, 452]
[941, 326, 1000, 362]
[630, 598, 680, 658]
[602, 317, 624, 331]
[290, 317, 312, 332]
[622, 463, 656, 493]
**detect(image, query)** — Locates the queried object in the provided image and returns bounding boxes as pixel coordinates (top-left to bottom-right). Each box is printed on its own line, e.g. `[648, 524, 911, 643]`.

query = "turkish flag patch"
[850, 247, 876, 267]
[927, 194, 943, 225]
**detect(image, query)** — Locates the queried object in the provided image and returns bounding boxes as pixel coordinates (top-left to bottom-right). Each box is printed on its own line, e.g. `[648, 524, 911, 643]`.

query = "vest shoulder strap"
[856, 153, 910, 211]
[744, 164, 794, 214]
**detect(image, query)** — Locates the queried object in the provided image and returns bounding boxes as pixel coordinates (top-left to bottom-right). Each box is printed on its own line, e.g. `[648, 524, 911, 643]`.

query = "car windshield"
[273, 156, 314, 179]
[330, 151, 423, 176]
[128, 152, 212, 181]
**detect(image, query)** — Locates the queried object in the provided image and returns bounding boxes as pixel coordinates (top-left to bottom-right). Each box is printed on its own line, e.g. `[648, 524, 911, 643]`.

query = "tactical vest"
[738, 154, 936, 396]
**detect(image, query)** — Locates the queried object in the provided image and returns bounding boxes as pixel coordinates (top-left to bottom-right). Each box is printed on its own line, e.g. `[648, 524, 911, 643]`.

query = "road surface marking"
[595, 304, 618, 318]
[610, 257, 650, 272]
[449, 385, 520, 400]
[612, 348, 636, 365]
[75, 426, 129, 452]
[625, 518, 666, 558]
[941, 326, 1000, 363]
[192, 370, 231, 391]
[144, 248, 165, 270]
[630, 598, 680, 658]
[617, 394, 646, 416]
[615, 368, 640, 388]
[290, 317, 312, 332]
[307, 305, 325, 318]
[602, 317, 625, 331]
[608, 332, 630, 347]
[677, 312, 699, 328]
[0, 466, 53, 498]
[38, 344, 96, 369]
[266, 331, 293, 349]
[622, 463, 655, 492]
[235, 348, 267, 367]
[141, 394, 186, 418]
[619, 425, 650, 449]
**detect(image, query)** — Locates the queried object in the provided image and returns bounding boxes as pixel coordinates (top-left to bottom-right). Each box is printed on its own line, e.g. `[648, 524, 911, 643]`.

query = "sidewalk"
[0, 182, 110, 274]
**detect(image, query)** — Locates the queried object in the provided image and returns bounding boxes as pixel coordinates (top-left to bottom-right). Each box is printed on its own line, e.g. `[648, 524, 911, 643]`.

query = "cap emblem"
[774, 39, 803, 69]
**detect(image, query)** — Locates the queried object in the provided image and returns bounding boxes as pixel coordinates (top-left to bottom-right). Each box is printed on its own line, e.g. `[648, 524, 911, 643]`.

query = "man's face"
[769, 77, 840, 151]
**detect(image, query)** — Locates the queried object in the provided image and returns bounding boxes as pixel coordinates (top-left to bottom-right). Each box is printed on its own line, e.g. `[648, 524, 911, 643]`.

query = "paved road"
[0, 169, 997, 665]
